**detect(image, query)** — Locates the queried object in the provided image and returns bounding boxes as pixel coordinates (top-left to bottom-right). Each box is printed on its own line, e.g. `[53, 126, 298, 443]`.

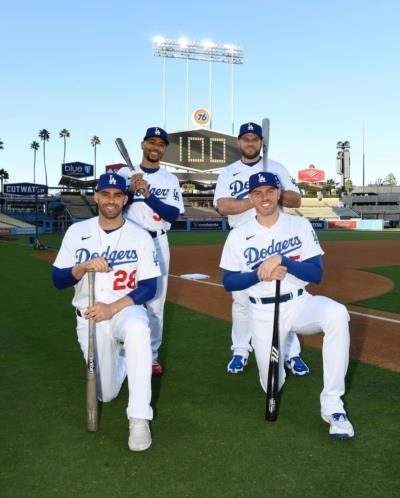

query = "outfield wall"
[0, 217, 384, 236]
[171, 218, 384, 232]
[310, 219, 384, 230]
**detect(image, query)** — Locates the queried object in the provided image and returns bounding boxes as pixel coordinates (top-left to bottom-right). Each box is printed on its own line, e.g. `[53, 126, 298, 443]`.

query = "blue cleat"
[227, 355, 248, 373]
[285, 356, 310, 376]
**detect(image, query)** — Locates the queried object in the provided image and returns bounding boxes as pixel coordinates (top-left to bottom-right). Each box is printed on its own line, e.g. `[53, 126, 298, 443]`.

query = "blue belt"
[149, 229, 166, 238]
[249, 288, 304, 305]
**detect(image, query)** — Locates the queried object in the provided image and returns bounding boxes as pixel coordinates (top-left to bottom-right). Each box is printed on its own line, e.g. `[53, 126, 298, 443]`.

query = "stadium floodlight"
[152, 36, 244, 132]
[336, 140, 351, 197]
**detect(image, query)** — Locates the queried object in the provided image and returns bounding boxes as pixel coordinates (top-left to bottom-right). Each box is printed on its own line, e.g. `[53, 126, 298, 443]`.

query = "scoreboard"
[162, 129, 240, 170]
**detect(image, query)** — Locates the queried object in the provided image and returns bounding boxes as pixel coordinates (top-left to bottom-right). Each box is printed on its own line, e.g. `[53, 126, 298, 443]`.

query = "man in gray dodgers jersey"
[214, 122, 310, 375]
[118, 127, 184, 376]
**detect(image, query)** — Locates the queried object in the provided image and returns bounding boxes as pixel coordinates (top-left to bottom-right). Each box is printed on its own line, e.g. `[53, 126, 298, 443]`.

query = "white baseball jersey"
[53, 217, 161, 310]
[220, 212, 324, 298]
[213, 158, 299, 228]
[118, 165, 184, 232]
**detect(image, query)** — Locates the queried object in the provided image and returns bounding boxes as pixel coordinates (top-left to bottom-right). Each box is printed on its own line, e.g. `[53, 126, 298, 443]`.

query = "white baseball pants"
[146, 232, 170, 361]
[231, 289, 302, 360]
[249, 291, 350, 415]
[76, 304, 153, 420]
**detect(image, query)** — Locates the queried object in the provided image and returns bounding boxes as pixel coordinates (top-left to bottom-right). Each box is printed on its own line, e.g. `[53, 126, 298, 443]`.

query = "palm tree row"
[32, 130, 101, 186]
[0, 138, 9, 196]
[1, 132, 102, 188]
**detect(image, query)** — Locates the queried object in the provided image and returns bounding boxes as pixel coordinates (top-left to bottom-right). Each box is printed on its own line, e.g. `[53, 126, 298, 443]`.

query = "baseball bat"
[262, 118, 270, 172]
[265, 279, 281, 422]
[115, 137, 144, 194]
[87, 270, 98, 432]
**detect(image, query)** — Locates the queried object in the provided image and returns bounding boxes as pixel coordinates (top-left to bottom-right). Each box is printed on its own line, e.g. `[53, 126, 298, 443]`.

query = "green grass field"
[0, 232, 399, 497]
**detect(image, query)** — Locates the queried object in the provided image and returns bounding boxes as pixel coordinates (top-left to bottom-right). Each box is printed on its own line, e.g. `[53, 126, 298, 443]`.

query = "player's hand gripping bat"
[115, 138, 145, 195]
[265, 279, 281, 421]
[86, 270, 98, 432]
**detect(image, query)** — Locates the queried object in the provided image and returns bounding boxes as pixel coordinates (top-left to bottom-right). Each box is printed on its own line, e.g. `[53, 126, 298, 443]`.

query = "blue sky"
[1, 0, 399, 188]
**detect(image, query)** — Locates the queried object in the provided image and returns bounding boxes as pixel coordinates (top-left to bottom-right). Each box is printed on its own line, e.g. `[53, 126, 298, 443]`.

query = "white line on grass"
[169, 274, 400, 325]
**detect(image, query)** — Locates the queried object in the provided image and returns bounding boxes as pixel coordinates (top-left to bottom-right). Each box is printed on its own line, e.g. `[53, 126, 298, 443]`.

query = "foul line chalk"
[169, 274, 400, 325]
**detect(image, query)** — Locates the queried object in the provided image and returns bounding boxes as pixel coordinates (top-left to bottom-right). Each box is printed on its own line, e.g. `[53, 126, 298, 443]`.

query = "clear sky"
[1, 0, 399, 189]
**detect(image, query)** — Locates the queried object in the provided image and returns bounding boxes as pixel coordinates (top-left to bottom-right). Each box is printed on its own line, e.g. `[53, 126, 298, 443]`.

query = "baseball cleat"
[321, 412, 355, 439]
[285, 356, 310, 376]
[152, 360, 163, 376]
[227, 355, 248, 373]
[128, 418, 152, 451]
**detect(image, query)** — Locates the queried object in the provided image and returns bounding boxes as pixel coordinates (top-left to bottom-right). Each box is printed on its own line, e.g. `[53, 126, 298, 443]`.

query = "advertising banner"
[298, 168, 325, 183]
[62, 162, 93, 177]
[4, 183, 48, 195]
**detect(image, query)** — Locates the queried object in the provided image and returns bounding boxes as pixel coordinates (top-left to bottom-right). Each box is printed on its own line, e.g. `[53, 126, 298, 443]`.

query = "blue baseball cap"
[238, 122, 263, 139]
[96, 173, 127, 193]
[143, 126, 169, 145]
[249, 172, 281, 193]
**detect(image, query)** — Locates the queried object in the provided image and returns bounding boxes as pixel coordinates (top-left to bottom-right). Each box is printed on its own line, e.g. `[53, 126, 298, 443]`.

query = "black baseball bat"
[262, 118, 270, 172]
[115, 137, 144, 194]
[265, 279, 281, 421]
[87, 270, 98, 432]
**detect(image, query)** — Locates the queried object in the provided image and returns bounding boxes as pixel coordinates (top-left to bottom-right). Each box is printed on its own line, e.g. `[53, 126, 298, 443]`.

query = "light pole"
[152, 37, 244, 132]
[336, 140, 351, 201]
[362, 126, 365, 193]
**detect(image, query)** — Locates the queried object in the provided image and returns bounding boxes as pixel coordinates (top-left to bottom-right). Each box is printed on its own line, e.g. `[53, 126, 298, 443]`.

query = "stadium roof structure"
[58, 176, 97, 189]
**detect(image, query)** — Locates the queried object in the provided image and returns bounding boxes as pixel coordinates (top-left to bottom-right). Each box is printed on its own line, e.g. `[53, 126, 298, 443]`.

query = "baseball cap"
[96, 173, 127, 193]
[143, 126, 169, 145]
[238, 122, 263, 139]
[249, 172, 281, 193]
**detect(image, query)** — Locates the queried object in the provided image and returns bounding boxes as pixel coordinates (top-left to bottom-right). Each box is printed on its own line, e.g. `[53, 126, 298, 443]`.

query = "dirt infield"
[39, 239, 400, 372]
[168, 240, 400, 372]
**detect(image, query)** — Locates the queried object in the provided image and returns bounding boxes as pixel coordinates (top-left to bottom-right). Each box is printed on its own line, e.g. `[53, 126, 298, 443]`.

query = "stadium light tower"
[336, 140, 351, 198]
[152, 36, 244, 132]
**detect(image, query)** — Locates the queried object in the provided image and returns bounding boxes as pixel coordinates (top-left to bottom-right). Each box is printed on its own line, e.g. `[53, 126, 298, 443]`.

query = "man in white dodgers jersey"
[220, 171, 354, 439]
[52, 173, 161, 451]
[214, 122, 309, 376]
[118, 127, 184, 376]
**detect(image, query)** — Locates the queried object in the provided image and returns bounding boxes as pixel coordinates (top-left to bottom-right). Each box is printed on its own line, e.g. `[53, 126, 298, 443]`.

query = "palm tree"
[31, 141, 40, 184]
[90, 135, 101, 179]
[0, 138, 4, 151]
[0, 168, 10, 194]
[38, 129, 50, 186]
[59, 128, 70, 167]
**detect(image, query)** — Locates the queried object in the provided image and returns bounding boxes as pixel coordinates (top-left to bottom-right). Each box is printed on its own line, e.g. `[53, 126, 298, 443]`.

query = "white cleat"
[321, 412, 355, 439]
[128, 418, 152, 451]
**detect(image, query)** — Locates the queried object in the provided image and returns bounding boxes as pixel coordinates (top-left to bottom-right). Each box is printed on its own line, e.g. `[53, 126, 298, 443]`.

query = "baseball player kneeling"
[220, 171, 354, 439]
[52, 173, 161, 451]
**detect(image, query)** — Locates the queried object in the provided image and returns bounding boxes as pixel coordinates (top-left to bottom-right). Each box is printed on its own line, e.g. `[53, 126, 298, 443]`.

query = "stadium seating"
[61, 192, 96, 220]
[181, 206, 223, 219]
[0, 212, 35, 228]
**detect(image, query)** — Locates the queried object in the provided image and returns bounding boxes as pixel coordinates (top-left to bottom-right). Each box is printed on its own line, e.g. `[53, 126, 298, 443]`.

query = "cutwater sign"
[5, 183, 48, 195]
[62, 162, 93, 177]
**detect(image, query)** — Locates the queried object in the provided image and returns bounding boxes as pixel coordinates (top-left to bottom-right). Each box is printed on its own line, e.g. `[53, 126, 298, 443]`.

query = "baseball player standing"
[118, 127, 184, 376]
[52, 173, 161, 451]
[220, 172, 354, 439]
[214, 122, 309, 376]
